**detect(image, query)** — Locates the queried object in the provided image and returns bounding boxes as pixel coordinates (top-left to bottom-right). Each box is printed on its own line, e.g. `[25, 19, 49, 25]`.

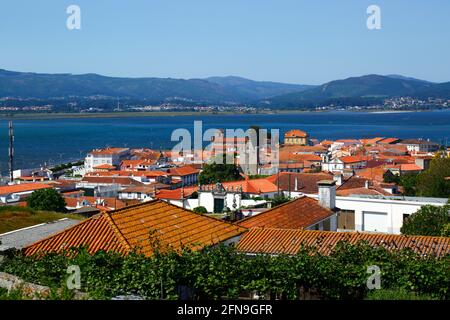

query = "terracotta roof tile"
[23, 200, 246, 257]
[167, 166, 200, 176]
[267, 172, 333, 194]
[285, 130, 308, 138]
[237, 228, 450, 257]
[337, 176, 369, 190]
[238, 196, 334, 229]
[340, 155, 368, 164]
[0, 183, 53, 195]
[81, 176, 144, 186]
[23, 215, 131, 256]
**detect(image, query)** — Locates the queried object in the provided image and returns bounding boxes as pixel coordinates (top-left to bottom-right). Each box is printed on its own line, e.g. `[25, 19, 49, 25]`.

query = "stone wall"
[0, 272, 87, 299]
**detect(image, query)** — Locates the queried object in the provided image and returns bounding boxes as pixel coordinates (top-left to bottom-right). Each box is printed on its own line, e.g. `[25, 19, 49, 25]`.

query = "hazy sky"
[1, 0, 449, 84]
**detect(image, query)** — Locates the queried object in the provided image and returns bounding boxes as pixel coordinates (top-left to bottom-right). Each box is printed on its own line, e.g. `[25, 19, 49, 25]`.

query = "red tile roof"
[336, 187, 391, 197]
[23, 200, 247, 257]
[93, 164, 116, 170]
[237, 228, 450, 257]
[378, 137, 400, 144]
[81, 176, 144, 186]
[267, 172, 333, 194]
[340, 155, 368, 164]
[356, 165, 387, 183]
[336, 139, 361, 144]
[0, 183, 53, 195]
[89, 147, 129, 156]
[156, 188, 195, 200]
[337, 176, 369, 190]
[285, 130, 308, 138]
[400, 164, 423, 171]
[167, 166, 200, 176]
[196, 179, 278, 194]
[238, 196, 334, 229]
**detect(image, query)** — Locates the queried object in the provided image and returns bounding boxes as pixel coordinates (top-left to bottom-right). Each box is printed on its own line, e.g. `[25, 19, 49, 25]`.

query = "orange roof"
[85, 170, 167, 178]
[356, 165, 387, 183]
[400, 164, 423, 171]
[267, 172, 333, 194]
[238, 196, 334, 229]
[0, 183, 53, 195]
[336, 186, 391, 197]
[167, 166, 200, 176]
[89, 147, 129, 156]
[156, 188, 195, 200]
[237, 228, 450, 256]
[340, 155, 368, 164]
[336, 139, 361, 144]
[197, 179, 278, 194]
[280, 145, 327, 153]
[361, 137, 385, 145]
[93, 164, 116, 170]
[320, 140, 334, 146]
[23, 200, 247, 257]
[23, 214, 130, 256]
[279, 152, 322, 163]
[120, 159, 156, 168]
[285, 130, 308, 138]
[227, 179, 278, 194]
[379, 137, 399, 144]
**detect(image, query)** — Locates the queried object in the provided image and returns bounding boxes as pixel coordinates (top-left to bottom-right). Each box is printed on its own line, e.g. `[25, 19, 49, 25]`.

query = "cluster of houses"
[1, 129, 449, 260]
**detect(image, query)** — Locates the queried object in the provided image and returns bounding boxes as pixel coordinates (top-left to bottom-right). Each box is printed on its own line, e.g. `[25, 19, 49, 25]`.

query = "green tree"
[416, 154, 450, 197]
[193, 206, 207, 214]
[198, 158, 243, 185]
[399, 173, 419, 196]
[401, 205, 450, 236]
[383, 171, 400, 184]
[26, 189, 66, 212]
[271, 194, 291, 207]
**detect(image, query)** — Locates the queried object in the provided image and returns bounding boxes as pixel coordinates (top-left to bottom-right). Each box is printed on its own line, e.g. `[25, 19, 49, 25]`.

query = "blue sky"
[0, 0, 449, 84]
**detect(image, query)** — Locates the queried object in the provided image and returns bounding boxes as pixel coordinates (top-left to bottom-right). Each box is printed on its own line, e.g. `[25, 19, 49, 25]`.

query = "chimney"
[365, 180, 370, 189]
[317, 180, 336, 210]
[333, 173, 343, 186]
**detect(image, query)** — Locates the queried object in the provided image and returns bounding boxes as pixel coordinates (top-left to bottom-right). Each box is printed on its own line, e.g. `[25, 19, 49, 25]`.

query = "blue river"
[0, 110, 450, 173]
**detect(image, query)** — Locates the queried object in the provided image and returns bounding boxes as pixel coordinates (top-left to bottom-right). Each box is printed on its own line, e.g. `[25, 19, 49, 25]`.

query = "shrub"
[26, 189, 66, 212]
[401, 205, 450, 236]
[193, 206, 207, 214]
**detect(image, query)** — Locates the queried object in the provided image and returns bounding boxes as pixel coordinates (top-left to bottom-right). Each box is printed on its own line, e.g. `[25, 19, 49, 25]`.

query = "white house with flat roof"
[308, 192, 448, 234]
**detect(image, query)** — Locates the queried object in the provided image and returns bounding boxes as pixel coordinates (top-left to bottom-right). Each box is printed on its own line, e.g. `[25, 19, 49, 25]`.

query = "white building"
[307, 193, 448, 234]
[399, 139, 440, 153]
[84, 147, 130, 172]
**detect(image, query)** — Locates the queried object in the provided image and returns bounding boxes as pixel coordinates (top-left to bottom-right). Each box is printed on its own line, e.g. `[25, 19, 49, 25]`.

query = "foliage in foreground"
[365, 288, 438, 300]
[0, 242, 448, 300]
[401, 204, 450, 236]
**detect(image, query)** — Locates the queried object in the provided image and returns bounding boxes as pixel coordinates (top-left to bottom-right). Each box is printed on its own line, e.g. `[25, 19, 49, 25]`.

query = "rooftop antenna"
[8, 121, 14, 183]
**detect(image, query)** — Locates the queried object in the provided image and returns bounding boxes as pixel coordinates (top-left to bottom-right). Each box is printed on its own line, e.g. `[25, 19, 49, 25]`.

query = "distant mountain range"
[0, 69, 311, 104]
[265, 75, 450, 108]
[0, 69, 449, 108]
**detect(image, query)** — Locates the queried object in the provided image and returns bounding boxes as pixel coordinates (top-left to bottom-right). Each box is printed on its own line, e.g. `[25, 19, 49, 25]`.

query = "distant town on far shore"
[1, 70, 449, 114]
